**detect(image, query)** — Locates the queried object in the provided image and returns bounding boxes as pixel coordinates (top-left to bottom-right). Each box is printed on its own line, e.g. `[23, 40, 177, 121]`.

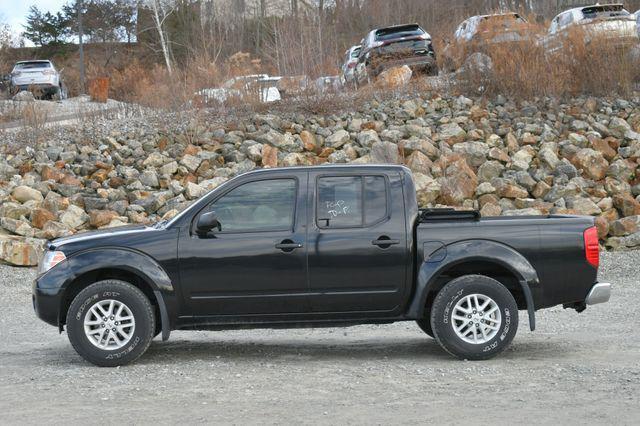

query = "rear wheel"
[66, 280, 155, 367]
[431, 275, 518, 360]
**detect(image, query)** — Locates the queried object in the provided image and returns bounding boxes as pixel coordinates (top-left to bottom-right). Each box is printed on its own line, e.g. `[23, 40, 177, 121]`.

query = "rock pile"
[1, 94, 640, 265]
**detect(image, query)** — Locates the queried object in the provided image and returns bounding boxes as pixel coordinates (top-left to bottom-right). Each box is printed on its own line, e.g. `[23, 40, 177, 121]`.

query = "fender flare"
[408, 239, 539, 331]
[60, 247, 173, 340]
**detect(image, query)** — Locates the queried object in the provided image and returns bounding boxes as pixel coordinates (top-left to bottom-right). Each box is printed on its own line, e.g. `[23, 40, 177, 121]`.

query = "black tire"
[416, 318, 434, 338]
[66, 280, 155, 367]
[431, 275, 518, 360]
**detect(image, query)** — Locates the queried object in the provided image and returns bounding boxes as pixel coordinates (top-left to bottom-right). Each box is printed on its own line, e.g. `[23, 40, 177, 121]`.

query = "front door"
[178, 174, 308, 316]
[306, 171, 410, 316]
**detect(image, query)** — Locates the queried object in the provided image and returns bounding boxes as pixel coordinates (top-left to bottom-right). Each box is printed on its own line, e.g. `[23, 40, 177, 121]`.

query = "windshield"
[14, 62, 52, 70]
[375, 25, 424, 41]
[580, 5, 630, 20]
[350, 47, 361, 58]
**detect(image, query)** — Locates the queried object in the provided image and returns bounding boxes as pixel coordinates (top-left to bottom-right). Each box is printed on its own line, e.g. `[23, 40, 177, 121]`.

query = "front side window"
[208, 179, 296, 232]
[317, 175, 388, 228]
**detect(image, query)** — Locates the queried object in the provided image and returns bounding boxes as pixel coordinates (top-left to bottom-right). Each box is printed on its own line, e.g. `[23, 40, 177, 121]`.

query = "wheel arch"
[59, 248, 173, 340]
[409, 239, 539, 331]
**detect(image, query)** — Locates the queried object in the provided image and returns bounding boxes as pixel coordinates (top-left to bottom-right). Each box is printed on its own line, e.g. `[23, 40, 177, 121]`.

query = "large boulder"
[376, 65, 412, 88]
[12, 186, 44, 203]
[572, 148, 609, 181]
[0, 235, 45, 266]
[438, 157, 478, 205]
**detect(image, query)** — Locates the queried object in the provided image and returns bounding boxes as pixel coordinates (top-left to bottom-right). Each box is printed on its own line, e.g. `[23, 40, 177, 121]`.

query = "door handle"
[275, 239, 303, 252]
[372, 237, 400, 247]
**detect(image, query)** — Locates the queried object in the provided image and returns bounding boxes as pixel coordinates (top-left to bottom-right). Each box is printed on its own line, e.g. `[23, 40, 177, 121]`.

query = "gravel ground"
[0, 251, 638, 424]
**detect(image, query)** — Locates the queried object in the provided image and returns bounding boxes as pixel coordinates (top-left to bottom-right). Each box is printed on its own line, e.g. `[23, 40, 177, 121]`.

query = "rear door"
[306, 170, 410, 316]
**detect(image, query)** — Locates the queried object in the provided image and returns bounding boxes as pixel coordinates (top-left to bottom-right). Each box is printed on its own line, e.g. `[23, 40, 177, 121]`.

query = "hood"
[49, 224, 153, 251]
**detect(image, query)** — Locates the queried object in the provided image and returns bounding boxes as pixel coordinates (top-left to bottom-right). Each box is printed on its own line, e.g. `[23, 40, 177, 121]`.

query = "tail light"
[583, 226, 599, 268]
[12, 71, 21, 77]
[347, 62, 356, 68]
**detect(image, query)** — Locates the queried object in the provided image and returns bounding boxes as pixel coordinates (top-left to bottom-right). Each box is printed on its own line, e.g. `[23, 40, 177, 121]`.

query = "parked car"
[33, 165, 611, 366]
[196, 74, 281, 104]
[339, 45, 361, 88]
[10, 60, 66, 100]
[543, 4, 638, 54]
[442, 13, 533, 71]
[354, 23, 438, 86]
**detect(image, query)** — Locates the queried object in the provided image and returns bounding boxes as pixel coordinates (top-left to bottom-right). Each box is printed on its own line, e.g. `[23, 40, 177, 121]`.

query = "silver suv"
[11, 60, 67, 100]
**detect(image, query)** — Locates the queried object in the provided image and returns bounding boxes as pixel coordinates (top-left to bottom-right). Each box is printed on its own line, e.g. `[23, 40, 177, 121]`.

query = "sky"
[1, 0, 68, 38]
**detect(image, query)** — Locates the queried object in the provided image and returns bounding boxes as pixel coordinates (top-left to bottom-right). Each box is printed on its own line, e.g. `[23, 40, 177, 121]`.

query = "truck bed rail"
[419, 208, 480, 222]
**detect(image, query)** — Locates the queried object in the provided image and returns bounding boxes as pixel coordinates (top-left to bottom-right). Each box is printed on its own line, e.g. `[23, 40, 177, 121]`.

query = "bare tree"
[147, 0, 176, 74]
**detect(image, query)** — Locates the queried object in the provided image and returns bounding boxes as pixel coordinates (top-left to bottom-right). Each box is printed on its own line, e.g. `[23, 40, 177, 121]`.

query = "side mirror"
[196, 211, 221, 235]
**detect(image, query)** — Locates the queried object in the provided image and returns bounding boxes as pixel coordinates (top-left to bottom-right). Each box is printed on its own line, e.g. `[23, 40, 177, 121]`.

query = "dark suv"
[354, 23, 438, 85]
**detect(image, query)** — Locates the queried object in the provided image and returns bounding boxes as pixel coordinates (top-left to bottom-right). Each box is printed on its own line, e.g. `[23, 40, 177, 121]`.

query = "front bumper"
[585, 282, 611, 305]
[32, 261, 72, 328]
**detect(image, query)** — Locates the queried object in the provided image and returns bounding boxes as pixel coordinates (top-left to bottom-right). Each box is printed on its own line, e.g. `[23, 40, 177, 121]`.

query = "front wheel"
[431, 275, 518, 360]
[66, 280, 156, 367]
[416, 318, 434, 338]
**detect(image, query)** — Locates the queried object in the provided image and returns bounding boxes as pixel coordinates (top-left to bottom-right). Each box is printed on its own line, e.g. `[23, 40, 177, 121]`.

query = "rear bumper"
[585, 282, 611, 305]
[13, 83, 59, 93]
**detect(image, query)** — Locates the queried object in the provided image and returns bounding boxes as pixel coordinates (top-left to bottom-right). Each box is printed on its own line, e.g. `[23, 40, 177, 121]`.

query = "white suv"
[11, 60, 66, 100]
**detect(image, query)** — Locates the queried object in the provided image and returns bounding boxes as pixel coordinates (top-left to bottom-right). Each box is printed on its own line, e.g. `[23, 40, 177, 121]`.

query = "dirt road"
[1, 251, 638, 424]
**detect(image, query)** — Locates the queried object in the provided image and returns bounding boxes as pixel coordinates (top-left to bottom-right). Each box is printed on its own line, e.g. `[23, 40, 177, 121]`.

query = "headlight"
[38, 251, 66, 275]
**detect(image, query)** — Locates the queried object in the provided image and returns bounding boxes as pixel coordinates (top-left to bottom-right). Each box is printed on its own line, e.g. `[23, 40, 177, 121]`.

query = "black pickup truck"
[33, 165, 611, 366]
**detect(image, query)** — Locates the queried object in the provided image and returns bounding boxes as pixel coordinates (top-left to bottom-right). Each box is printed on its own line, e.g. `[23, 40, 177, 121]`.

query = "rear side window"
[317, 175, 388, 228]
[375, 25, 424, 41]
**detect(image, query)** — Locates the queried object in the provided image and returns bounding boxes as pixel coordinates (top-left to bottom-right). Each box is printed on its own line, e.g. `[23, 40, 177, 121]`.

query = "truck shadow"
[141, 337, 453, 363]
[138, 336, 570, 364]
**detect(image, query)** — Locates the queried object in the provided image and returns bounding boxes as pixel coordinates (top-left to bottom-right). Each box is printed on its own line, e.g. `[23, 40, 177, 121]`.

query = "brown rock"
[609, 215, 640, 236]
[594, 216, 609, 239]
[469, 106, 488, 121]
[41, 165, 63, 182]
[572, 148, 609, 181]
[30, 208, 56, 229]
[505, 133, 519, 152]
[480, 203, 502, 217]
[405, 151, 432, 175]
[95, 161, 112, 171]
[184, 144, 200, 156]
[300, 130, 317, 152]
[590, 138, 617, 162]
[493, 179, 528, 199]
[438, 157, 478, 206]
[488, 147, 510, 163]
[532, 181, 551, 199]
[60, 174, 82, 186]
[318, 147, 334, 158]
[375, 65, 412, 88]
[89, 210, 118, 227]
[0, 235, 45, 266]
[91, 169, 110, 183]
[262, 145, 279, 168]
[613, 194, 640, 217]
[109, 176, 125, 188]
